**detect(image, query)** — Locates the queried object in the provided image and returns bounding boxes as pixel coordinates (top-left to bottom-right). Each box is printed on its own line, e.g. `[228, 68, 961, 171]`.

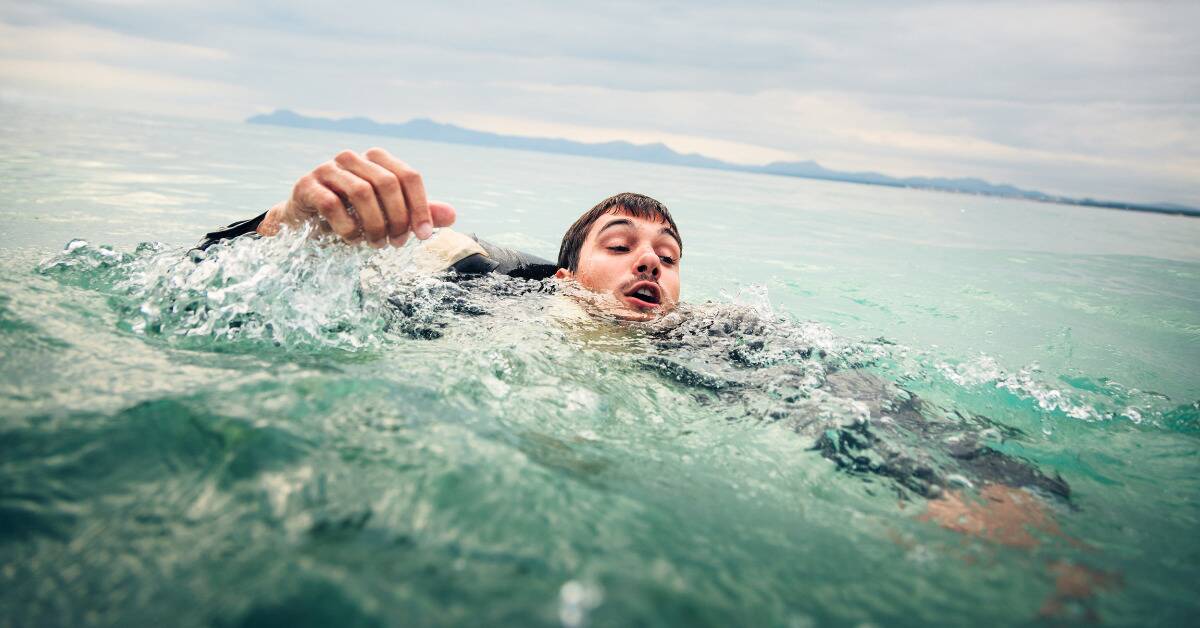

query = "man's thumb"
[429, 201, 456, 227]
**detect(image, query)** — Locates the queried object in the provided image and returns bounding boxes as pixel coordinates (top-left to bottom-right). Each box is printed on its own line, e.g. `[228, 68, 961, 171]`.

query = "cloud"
[0, 19, 253, 117]
[0, 0, 1196, 204]
[0, 20, 228, 61]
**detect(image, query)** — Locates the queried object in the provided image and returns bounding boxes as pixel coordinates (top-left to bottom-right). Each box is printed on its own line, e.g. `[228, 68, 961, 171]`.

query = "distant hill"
[248, 109, 1199, 217]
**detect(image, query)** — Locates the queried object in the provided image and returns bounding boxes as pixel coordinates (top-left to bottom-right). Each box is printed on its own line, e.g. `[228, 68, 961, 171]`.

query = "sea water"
[1, 102, 1198, 626]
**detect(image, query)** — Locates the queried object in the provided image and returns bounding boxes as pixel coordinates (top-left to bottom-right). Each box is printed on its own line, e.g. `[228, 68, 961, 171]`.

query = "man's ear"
[554, 268, 572, 279]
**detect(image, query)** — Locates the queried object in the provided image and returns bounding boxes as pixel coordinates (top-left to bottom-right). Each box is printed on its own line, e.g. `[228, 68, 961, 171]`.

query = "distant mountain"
[757, 161, 1056, 200]
[248, 109, 1199, 217]
[248, 109, 731, 170]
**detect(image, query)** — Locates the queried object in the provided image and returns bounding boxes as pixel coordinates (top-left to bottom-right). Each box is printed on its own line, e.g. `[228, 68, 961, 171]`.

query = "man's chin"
[610, 306, 661, 322]
[612, 291, 675, 321]
[584, 299, 660, 322]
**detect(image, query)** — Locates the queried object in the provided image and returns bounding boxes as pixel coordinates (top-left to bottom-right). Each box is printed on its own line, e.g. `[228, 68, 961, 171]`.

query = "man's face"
[555, 210, 682, 320]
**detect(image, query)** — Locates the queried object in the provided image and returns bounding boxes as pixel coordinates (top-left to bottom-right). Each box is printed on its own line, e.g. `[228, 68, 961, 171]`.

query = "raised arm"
[258, 148, 456, 247]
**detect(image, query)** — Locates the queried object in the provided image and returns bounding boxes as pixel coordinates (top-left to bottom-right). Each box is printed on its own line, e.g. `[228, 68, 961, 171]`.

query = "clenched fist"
[258, 148, 456, 247]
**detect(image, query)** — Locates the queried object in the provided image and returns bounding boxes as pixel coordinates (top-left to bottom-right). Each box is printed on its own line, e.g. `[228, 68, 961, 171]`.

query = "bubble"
[558, 580, 603, 628]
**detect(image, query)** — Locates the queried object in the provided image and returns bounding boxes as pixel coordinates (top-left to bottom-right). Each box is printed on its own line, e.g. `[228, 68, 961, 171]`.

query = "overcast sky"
[1, 0, 1197, 205]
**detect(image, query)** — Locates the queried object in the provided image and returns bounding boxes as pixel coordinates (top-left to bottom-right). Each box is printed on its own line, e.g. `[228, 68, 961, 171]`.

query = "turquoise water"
[1, 102, 1198, 626]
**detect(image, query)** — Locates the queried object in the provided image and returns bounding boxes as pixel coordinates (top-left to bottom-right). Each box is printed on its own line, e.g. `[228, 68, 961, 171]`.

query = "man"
[199, 148, 681, 322]
[196, 147, 1107, 616]
[198, 147, 1069, 506]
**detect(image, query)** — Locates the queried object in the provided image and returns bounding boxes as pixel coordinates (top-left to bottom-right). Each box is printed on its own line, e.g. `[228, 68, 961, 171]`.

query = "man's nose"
[635, 248, 660, 278]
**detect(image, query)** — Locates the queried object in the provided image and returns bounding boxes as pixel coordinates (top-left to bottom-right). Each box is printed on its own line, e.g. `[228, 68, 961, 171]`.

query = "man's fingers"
[335, 150, 410, 244]
[290, 149, 452, 248]
[314, 161, 387, 245]
[365, 148, 433, 240]
[295, 176, 356, 238]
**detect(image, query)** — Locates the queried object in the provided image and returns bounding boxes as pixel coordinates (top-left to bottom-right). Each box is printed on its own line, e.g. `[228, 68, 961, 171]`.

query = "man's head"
[555, 193, 682, 319]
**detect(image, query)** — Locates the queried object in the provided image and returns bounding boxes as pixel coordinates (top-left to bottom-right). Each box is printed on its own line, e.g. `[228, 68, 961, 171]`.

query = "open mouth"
[623, 281, 662, 308]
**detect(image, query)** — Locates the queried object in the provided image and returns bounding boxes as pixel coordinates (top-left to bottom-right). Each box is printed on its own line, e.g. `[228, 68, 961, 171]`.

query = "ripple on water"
[5, 229, 1197, 625]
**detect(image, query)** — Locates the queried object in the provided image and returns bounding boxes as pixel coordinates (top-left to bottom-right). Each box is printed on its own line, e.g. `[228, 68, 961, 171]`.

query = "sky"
[1, 0, 1197, 206]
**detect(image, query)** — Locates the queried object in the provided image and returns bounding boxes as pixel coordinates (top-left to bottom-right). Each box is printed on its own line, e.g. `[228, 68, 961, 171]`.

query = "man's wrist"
[256, 201, 287, 236]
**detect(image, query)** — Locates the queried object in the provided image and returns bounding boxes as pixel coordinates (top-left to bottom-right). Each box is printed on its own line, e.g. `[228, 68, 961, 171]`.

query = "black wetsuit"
[196, 216, 1069, 502]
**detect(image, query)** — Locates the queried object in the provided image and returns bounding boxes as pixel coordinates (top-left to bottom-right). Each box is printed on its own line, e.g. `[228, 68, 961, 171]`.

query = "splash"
[38, 226, 435, 350]
[935, 353, 1184, 428]
[40, 231, 1179, 435]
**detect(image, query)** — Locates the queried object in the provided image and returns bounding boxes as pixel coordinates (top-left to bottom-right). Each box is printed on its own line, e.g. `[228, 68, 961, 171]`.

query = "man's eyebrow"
[597, 217, 681, 252]
[596, 218, 634, 235]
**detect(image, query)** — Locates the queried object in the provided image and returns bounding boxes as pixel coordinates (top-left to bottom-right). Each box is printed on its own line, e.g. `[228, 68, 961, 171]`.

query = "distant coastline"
[248, 109, 1199, 217]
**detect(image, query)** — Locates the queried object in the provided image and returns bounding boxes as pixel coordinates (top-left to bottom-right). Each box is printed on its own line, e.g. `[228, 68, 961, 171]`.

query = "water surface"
[1, 102, 1198, 626]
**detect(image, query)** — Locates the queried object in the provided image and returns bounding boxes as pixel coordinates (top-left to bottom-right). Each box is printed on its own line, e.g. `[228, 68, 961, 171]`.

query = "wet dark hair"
[556, 192, 682, 272]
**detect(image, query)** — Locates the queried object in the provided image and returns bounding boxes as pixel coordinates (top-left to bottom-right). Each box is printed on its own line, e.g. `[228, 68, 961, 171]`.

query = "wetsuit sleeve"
[192, 211, 268, 252]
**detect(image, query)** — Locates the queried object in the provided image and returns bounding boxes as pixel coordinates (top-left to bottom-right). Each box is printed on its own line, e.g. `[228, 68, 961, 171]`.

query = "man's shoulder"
[448, 232, 557, 280]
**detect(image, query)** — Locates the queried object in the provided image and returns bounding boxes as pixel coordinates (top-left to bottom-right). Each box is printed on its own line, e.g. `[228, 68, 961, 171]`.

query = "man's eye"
[607, 246, 629, 252]
[660, 256, 677, 265]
